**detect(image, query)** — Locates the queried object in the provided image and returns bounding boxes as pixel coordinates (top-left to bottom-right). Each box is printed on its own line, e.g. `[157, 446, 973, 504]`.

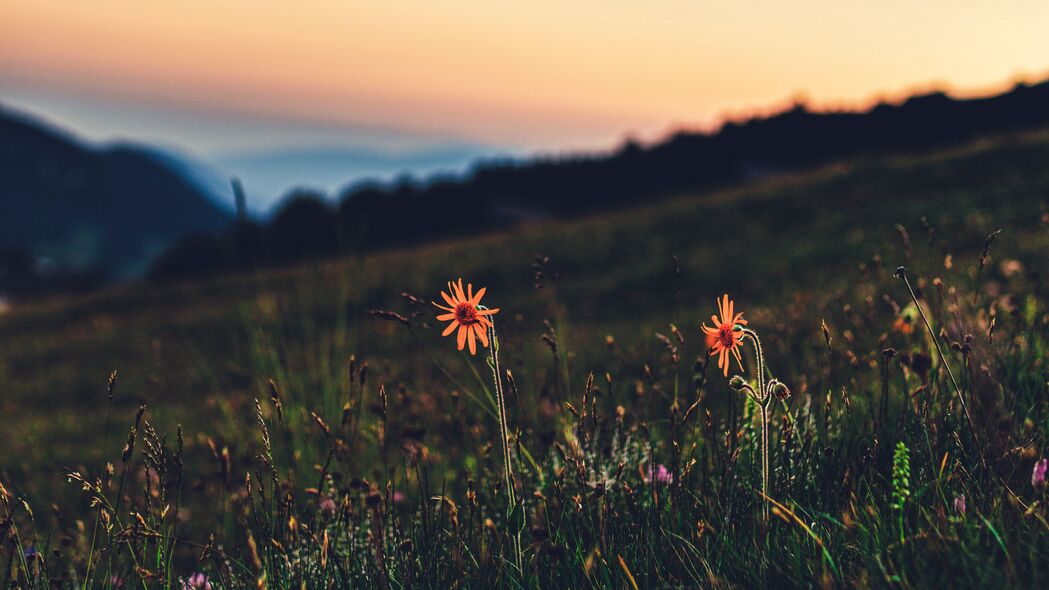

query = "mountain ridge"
[155, 78, 1049, 278]
[0, 104, 233, 290]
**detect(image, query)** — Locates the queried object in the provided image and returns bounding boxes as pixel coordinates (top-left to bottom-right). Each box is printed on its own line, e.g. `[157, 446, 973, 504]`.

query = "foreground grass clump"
[2, 221, 1049, 588]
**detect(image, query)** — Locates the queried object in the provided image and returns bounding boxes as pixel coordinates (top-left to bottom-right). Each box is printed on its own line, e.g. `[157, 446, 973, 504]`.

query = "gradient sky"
[2, 1, 1047, 157]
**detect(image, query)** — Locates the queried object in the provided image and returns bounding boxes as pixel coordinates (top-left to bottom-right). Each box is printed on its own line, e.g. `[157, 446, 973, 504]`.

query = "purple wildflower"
[182, 573, 212, 590]
[318, 495, 337, 517]
[1033, 458, 1048, 489]
[643, 463, 673, 485]
[952, 494, 966, 516]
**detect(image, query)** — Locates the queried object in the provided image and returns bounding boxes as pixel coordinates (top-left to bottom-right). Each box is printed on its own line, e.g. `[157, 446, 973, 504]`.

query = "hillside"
[1, 126, 1047, 497]
[3, 80, 1047, 291]
[0, 105, 233, 288]
[153, 79, 1049, 278]
[1, 122, 1048, 587]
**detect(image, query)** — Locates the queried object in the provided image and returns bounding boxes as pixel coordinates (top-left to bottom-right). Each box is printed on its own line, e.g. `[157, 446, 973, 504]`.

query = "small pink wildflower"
[642, 463, 673, 485]
[318, 495, 337, 517]
[1033, 458, 1048, 489]
[952, 494, 966, 516]
[182, 573, 212, 590]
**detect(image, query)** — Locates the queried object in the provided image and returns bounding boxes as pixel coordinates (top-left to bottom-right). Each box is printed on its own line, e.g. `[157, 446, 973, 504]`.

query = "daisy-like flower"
[702, 293, 748, 377]
[433, 278, 499, 355]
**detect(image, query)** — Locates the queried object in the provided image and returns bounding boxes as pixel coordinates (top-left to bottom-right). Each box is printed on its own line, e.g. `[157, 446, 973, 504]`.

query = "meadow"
[2, 128, 1049, 588]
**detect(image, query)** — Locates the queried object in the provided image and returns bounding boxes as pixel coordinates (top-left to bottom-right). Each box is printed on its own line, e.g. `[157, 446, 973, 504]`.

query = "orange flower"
[892, 316, 914, 335]
[701, 294, 748, 377]
[433, 278, 499, 355]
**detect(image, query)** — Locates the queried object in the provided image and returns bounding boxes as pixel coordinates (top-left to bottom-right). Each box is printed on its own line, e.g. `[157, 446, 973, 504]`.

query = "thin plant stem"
[483, 311, 524, 575]
[895, 267, 980, 447]
[760, 403, 769, 521]
[742, 328, 771, 521]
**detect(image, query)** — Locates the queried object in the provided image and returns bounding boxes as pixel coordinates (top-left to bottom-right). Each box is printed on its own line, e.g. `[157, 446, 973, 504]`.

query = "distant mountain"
[214, 143, 510, 213]
[0, 105, 233, 287]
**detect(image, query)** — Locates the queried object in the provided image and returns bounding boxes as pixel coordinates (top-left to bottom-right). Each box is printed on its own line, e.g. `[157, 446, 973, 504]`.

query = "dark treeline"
[150, 79, 1049, 279]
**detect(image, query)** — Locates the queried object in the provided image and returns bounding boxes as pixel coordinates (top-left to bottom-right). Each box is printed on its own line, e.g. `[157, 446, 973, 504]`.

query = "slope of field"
[1, 128, 1047, 508]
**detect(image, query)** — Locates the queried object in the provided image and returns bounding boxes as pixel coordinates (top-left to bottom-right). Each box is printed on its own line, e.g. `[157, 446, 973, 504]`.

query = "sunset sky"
[2, 1, 1047, 205]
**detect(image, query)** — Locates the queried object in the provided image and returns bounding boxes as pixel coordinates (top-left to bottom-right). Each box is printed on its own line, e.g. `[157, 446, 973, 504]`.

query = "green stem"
[760, 402, 769, 522]
[742, 328, 771, 521]
[485, 314, 524, 575]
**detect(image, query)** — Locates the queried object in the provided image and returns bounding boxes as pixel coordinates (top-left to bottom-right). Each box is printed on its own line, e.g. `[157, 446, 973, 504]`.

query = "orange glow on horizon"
[2, 1, 1047, 150]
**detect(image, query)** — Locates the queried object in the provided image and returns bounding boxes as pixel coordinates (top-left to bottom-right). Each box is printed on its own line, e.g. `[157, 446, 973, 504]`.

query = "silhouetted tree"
[268, 190, 338, 261]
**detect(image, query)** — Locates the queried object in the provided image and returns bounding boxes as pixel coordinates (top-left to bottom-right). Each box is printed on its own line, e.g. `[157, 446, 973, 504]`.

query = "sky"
[1, 0, 1047, 207]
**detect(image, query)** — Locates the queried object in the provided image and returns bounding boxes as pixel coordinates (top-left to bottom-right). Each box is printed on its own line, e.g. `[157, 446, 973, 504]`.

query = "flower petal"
[468, 326, 477, 355]
[442, 321, 458, 336]
[437, 313, 455, 321]
[441, 290, 457, 307]
[471, 286, 486, 306]
[474, 323, 489, 347]
[457, 325, 467, 350]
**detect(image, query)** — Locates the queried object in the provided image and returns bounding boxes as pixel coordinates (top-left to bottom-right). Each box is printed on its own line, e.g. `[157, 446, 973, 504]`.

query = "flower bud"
[770, 380, 791, 401]
[728, 375, 746, 390]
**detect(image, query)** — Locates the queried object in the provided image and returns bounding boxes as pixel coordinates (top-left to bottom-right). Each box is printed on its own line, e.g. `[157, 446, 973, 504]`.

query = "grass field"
[2, 129, 1049, 587]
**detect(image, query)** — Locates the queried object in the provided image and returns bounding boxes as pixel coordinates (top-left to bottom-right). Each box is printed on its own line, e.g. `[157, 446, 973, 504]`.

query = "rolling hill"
[153, 79, 1049, 278]
[0, 105, 233, 289]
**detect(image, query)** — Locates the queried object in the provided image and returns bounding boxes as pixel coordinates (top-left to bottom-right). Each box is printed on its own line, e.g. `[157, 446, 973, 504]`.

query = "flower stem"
[485, 315, 524, 574]
[760, 402, 770, 522]
[742, 328, 771, 521]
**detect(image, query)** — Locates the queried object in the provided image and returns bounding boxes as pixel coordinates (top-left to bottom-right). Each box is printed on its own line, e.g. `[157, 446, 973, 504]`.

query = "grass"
[1, 129, 1049, 587]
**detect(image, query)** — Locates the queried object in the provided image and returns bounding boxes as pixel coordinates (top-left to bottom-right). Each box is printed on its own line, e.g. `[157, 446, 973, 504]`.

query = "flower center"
[454, 302, 479, 325]
[718, 324, 735, 347]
